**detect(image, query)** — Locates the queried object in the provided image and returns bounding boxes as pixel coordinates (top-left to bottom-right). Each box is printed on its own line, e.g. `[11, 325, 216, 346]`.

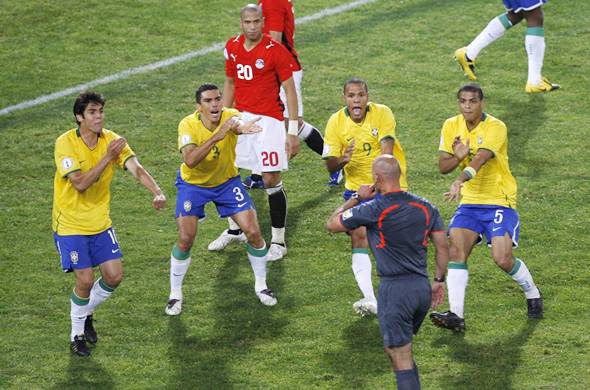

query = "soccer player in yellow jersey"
[164, 83, 279, 316]
[430, 84, 543, 333]
[52, 91, 166, 356]
[323, 78, 407, 316]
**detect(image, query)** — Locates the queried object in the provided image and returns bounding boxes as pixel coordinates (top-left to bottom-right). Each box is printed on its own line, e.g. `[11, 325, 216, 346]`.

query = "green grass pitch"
[1, 0, 589, 388]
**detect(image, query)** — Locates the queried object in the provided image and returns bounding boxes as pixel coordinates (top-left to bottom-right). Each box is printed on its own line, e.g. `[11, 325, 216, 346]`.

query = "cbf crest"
[183, 200, 192, 212]
[477, 136, 483, 145]
[371, 128, 378, 137]
[70, 251, 79, 265]
[255, 58, 265, 69]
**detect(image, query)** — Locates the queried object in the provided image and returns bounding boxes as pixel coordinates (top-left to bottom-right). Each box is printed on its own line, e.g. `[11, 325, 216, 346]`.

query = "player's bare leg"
[263, 171, 288, 261]
[491, 233, 543, 318]
[232, 209, 277, 305]
[165, 216, 196, 315]
[385, 343, 420, 390]
[351, 227, 377, 316]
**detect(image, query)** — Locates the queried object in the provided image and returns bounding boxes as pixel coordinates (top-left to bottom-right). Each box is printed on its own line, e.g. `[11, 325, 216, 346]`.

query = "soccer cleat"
[256, 289, 278, 306]
[84, 314, 97, 344]
[267, 243, 287, 261]
[353, 298, 378, 316]
[243, 175, 265, 189]
[326, 169, 344, 186]
[527, 293, 544, 319]
[525, 77, 560, 93]
[454, 47, 477, 81]
[208, 230, 247, 251]
[430, 311, 466, 332]
[71, 335, 91, 357]
[165, 299, 182, 316]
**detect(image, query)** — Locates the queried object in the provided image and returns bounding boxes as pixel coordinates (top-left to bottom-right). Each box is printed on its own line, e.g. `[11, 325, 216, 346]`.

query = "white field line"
[0, 0, 377, 117]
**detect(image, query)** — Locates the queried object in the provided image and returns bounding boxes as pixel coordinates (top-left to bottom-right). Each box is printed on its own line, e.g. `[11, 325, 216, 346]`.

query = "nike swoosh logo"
[492, 227, 502, 232]
[238, 202, 248, 208]
[112, 249, 120, 253]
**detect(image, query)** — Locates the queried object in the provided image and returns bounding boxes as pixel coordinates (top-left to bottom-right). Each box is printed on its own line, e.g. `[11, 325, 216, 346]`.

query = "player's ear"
[75, 113, 84, 124]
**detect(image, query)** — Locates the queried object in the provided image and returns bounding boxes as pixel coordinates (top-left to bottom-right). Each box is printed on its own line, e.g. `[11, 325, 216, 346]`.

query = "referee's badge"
[342, 209, 353, 220]
[70, 251, 79, 265]
[183, 201, 192, 212]
[371, 128, 378, 137]
[255, 58, 265, 69]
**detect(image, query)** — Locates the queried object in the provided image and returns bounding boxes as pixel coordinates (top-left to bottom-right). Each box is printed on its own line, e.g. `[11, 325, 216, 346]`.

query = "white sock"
[466, 14, 511, 60]
[447, 263, 469, 318]
[298, 121, 314, 140]
[352, 251, 376, 301]
[271, 227, 285, 245]
[169, 254, 192, 300]
[247, 242, 268, 292]
[509, 258, 540, 299]
[86, 277, 115, 315]
[70, 291, 89, 341]
[228, 217, 240, 231]
[525, 29, 545, 85]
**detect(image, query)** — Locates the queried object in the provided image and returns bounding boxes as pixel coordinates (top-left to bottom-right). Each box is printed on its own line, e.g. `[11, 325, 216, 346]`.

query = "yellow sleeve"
[178, 116, 198, 151]
[378, 106, 396, 143]
[322, 113, 343, 159]
[439, 118, 455, 155]
[55, 135, 81, 177]
[478, 121, 506, 156]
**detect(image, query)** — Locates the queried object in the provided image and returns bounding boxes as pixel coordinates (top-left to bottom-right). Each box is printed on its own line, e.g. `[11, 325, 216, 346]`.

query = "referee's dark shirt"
[341, 191, 445, 278]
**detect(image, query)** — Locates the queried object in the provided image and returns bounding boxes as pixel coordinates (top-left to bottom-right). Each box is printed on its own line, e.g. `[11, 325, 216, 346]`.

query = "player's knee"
[493, 254, 513, 272]
[177, 234, 194, 253]
[449, 245, 466, 261]
[103, 270, 123, 288]
[76, 274, 94, 292]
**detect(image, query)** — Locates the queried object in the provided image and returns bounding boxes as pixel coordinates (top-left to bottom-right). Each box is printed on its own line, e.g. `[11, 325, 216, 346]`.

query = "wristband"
[434, 276, 445, 283]
[463, 166, 476, 180]
[288, 120, 299, 136]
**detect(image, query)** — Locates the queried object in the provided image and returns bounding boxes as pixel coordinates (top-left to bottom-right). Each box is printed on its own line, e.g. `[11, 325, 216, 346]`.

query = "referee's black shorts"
[377, 275, 431, 347]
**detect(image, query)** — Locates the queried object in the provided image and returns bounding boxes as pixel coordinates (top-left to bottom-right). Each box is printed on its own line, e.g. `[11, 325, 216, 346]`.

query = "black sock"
[304, 128, 324, 155]
[268, 187, 287, 229]
[394, 368, 420, 390]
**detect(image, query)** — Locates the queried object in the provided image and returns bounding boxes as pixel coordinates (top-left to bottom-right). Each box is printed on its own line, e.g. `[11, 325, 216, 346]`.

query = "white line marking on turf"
[0, 0, 377, 117]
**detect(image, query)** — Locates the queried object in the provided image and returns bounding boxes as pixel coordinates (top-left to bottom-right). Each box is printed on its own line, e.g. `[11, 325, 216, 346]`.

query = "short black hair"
[457, 83, 484, 100]
[343, 77, 368, 94]
[73, 91, 105, 125]
[195, 83, 220, 103]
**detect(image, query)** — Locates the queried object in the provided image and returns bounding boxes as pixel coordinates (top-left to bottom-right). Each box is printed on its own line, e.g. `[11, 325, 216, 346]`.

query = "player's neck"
[79, 126, 99, 147]
[379, 184, 401, 194]
[243, 37, 263, 51]
[465, 118, 481, 131]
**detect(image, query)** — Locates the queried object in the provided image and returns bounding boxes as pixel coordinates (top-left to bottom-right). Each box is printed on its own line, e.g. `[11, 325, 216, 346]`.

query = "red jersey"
[224, 34, 294, 120]
[259, 0, 301, 71]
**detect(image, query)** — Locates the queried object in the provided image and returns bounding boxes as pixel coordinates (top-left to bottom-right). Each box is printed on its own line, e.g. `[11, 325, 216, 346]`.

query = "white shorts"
[235, 112, 288, 172]
[280, 69, 304, 118]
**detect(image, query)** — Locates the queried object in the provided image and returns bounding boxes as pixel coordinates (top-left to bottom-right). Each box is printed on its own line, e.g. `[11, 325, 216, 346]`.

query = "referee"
[326, 155, 449, 390]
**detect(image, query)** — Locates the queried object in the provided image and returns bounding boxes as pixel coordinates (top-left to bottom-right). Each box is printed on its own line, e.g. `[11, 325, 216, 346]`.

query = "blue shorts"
[378, 276, 431, 347]
[343, 189, 376, 204]
[503, 0, 546, 12]
[54, 227, 122, 272]
[449, 205, 520, 247]
[175, 173, 254, 219]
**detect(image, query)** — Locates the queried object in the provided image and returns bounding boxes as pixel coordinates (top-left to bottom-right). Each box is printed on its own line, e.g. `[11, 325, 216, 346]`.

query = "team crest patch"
[181, 134, 191, 145]
[255, 58, 265, 69]
[342, 209, 353, 220]
[62, 157, 74, 170]
[477, 136, 483, 145]
[372, 128, 378, 137]
[183, 200, 192, 212]
[70, 251, 79, 264]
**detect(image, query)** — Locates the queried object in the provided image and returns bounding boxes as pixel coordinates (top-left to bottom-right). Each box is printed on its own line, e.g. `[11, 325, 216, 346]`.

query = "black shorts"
[378, 275, 431, 347]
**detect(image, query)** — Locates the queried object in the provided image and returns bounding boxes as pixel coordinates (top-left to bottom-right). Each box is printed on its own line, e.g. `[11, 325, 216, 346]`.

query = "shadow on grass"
[51, 354, 114, 390]
[321, 316, 385, 388]
[431, 319, 540, 389]
[498, 94, 547, 177]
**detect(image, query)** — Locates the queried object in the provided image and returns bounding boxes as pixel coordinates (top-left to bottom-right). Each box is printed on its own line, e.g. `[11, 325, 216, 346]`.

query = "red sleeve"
[262, 0, 285, 32]
[273, 44, 294, 82]
[224, 40, 236, 78]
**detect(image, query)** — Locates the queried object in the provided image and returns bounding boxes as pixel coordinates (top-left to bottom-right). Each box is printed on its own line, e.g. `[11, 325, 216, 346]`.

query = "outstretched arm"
[125, 157, 166, 210]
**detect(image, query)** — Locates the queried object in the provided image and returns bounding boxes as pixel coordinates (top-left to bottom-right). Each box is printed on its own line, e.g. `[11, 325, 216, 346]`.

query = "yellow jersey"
[323, 102, 407, 191]
[52, 128, 135, 235]
[178, 108, 241, 187]
[439, 113, 517, 207]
